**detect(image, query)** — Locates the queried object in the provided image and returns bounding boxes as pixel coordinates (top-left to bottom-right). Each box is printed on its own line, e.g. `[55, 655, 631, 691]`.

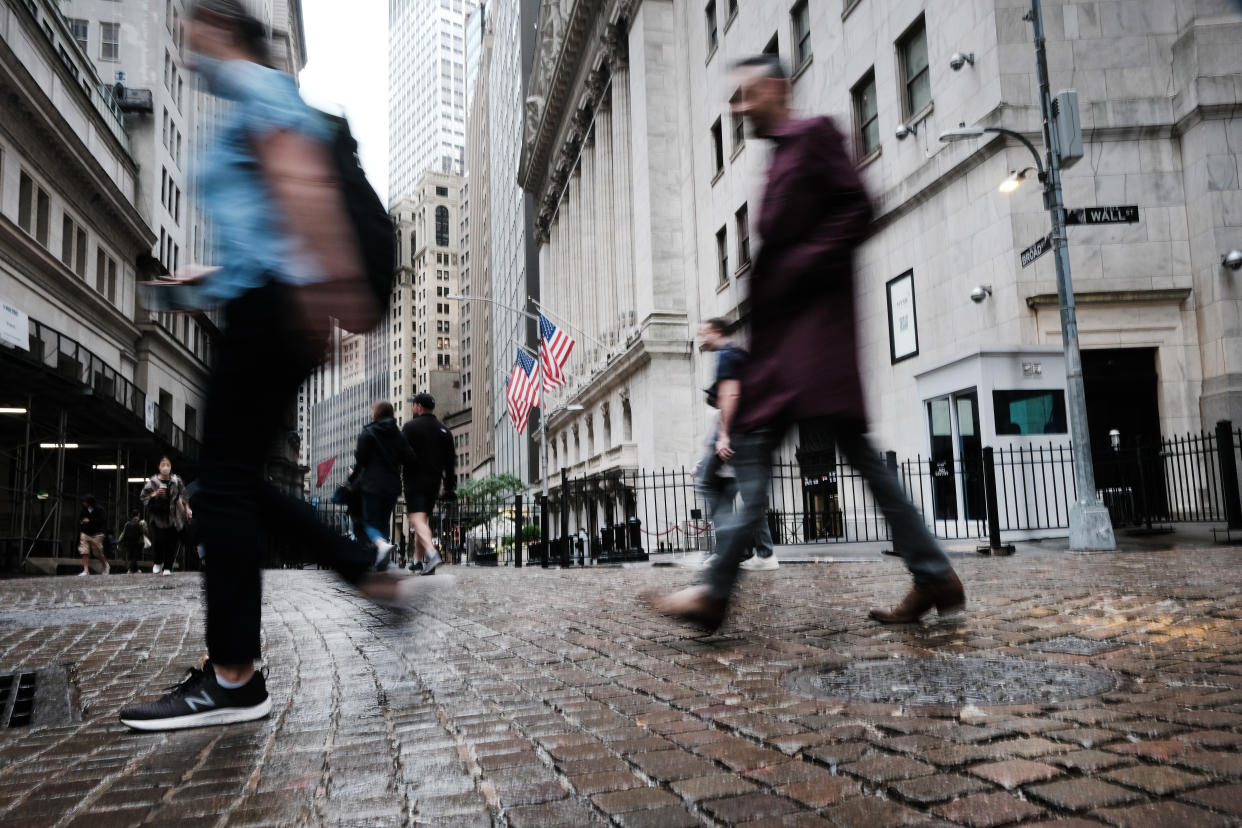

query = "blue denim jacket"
[198, 60, 331, 302]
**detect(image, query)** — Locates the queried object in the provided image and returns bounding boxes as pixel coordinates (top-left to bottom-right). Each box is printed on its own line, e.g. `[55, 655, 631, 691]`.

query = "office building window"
[35, 187, 49, 246]
[705, 1, 718, 54]
[715, 226, 728, 284]
[735, 204, 750, 268]
[726, 0, 737, 23]
[100, 22, 119, 61]
[18, 172, 32, 233]
[791, 1, 812, 70]
[710, 117, 723, 176]
[69, 18, 88, 53]
[898, 16, 931, 117]
[435, 205, 449, 246]
[732, 112, 745, 155]
[852, 69, 880, 157]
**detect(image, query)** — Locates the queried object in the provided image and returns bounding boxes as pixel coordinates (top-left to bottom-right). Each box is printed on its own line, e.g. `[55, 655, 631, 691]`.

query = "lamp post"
[940, 0, 1115, 550]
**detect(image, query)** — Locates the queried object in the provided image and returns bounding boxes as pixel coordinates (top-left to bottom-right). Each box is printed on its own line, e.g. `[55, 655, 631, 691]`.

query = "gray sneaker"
[740, 554, 779, 571]
[420, 549, 443, 576]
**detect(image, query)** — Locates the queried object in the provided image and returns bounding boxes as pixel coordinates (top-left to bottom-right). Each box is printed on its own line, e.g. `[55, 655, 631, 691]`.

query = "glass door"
[956, 391, 985, 521]
[927, 398, 957, 520]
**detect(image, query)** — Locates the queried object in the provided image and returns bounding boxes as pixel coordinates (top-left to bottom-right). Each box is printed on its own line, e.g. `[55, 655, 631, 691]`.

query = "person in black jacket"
[401, 393, 456, 575]
[354, 400, 417, 568]
[78, 494, 111, 576]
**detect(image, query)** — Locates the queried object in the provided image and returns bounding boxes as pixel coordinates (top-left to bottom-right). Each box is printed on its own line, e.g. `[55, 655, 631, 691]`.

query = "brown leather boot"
[869, 573, 965, 624]
[651, 586, 728, 632]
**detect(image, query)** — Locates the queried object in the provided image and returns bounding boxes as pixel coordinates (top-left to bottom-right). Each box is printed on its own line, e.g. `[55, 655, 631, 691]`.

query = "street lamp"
[938, 0, 1115, 551]
[998, 167, 1038, 193]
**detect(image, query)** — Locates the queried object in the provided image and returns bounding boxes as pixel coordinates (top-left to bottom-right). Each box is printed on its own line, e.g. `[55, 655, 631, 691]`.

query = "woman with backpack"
[119, 0, 395, 733]
[116, 507, 150, 574]
[140, 457, 189, 575]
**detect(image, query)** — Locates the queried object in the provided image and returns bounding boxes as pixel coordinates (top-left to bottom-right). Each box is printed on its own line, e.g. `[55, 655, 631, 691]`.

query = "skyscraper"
[388, 0, 468, 203]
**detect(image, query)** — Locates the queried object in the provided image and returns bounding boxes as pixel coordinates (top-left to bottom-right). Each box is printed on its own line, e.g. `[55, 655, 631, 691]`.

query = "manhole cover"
[1025, 636, 1123, 656]
[0, 666, 78, 727]
[786, 656, 1116, 706]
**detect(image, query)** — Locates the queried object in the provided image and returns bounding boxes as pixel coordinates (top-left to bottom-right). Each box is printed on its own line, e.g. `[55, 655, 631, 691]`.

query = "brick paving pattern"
[0, 546, 1240, 826]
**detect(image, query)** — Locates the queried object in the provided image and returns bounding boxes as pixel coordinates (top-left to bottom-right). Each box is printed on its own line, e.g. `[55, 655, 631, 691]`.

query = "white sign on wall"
[0, 298, 29, 350]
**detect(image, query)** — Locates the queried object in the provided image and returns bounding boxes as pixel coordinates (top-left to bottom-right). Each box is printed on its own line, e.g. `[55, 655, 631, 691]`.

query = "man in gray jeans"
[695, 318, 776, 571]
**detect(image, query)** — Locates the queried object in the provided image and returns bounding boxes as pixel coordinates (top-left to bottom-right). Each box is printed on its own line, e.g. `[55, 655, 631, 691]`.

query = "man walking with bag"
[119, 0, 393, 731]
[402, 393, 456, 576]
[655, 55, 964, 630]
[353, 401, 416, 567]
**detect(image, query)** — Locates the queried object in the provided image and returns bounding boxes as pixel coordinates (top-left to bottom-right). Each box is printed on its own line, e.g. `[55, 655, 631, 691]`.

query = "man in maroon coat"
[655, 55, 965, 630]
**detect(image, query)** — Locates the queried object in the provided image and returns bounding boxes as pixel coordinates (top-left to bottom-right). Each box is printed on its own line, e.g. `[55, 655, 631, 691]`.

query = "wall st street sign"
[1064, 205, 1140, 225]
[1020, 234, 1053, 268]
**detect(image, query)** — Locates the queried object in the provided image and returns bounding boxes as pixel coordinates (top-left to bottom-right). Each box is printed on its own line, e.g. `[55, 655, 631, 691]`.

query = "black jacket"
[354, 418, 417, 497]
[80, 504, 107, 536]
[401, 414, 456, 495]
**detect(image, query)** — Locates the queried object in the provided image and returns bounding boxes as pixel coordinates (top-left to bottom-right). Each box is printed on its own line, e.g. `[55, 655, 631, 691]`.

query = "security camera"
[895, 123, 917, 141]
[1224, 250, 1242, 271]
[970, 285, 992, 303]
[949, 52, 975, 71]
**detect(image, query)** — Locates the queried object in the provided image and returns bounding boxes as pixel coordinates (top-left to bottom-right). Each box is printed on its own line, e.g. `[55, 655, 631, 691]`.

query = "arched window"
[435, 206, 449, 247]
[410, 231, 417, 265]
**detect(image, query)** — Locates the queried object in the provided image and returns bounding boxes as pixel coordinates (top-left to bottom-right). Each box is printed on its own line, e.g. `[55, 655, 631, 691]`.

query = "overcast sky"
[298, 0, 389, 206]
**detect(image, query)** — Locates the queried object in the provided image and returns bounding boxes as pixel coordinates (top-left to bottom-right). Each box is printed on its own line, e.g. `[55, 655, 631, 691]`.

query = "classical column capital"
[602, 19, 628, 71]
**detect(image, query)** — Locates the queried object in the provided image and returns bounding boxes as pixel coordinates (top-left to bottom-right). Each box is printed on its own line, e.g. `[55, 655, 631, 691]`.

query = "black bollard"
[976, 446, 1015, 555]
[560, 468, 570, 566]
[540, 494, 550, 569]
[514, 493, 523, 568]
[1217, 421, 1242, 530]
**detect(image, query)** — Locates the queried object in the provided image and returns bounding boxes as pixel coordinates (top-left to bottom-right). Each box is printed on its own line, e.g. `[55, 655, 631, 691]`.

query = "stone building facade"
[520, 0, 1242, 522]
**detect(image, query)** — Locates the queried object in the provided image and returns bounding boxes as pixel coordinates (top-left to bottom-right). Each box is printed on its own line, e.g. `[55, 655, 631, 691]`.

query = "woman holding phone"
[140, 456, 190, 575]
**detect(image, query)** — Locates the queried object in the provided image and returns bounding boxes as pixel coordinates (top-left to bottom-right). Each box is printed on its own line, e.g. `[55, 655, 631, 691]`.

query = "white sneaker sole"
[741, 559, 779, 571]
[120, 696, 271, 731]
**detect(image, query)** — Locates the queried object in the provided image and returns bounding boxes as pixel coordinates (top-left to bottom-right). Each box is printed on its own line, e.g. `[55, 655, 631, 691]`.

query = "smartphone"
[137, 281, 211, 313]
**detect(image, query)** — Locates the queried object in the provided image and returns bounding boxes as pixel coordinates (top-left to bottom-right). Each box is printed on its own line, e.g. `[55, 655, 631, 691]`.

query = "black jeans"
[198, 282, 373, 665]
[151, 524, 178, 570]
[359, 491, 397, 545]
[701, 418, 955, 603]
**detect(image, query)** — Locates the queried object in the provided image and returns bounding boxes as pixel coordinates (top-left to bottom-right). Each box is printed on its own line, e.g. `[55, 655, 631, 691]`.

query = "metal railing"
[15, 318, 146, 420]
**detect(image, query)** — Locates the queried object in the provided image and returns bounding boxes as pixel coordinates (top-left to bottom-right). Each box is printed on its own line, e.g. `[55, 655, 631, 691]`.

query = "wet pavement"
[1, 545, 1241, 827]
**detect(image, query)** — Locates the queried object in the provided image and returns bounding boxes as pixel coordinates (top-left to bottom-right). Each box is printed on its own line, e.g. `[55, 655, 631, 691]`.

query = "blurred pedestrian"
[116, 507, 149, 574]
[401, 393, 456, 575]
[140, 456, 189, 575]
[655, 55, 964, 630]
[77, 494, 110, 576]
[694, 318, 777, 571]
[120, 0, 391, 732]
[353, 401, 416, 569]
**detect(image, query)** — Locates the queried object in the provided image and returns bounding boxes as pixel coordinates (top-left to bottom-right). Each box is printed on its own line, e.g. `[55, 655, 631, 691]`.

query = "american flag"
[539, 313, 575, 391]
[505, 350, 541, 432]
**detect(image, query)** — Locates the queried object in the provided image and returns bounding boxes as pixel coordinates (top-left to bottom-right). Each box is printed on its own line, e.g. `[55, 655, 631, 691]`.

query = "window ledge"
[905, 101, 935, 129]
[706, 43, 718, 65]
[734, 260, 752, 278]
[730, 142, 745, 162]
[857, 147, 882, 169]
[724, 11, 737, 33]
[842, 0, 863, 20]
[792, 55, 814, 83]
[711, 168, 725, 187]
[716, 278, 731, 294]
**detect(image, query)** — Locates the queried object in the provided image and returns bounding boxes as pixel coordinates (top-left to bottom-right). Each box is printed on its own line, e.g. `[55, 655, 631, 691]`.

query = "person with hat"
[400, 393, 457, 575]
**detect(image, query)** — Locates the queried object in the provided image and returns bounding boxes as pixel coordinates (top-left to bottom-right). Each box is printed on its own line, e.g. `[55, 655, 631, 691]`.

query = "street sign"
[1064, 205, 1139, 226]
[1020, 234, 1053, 268]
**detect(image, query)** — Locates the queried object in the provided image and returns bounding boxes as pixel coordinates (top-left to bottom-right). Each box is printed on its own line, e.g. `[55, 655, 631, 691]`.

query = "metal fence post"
[1216, 421, 1242, 530]
[560, 468, 570, 566]
[514, 493, 523, 568]
[540, 494, 549, 569]
[976, 446, 1015, 555]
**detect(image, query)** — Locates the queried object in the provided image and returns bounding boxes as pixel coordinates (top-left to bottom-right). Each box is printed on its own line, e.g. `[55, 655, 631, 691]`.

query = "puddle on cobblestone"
[0, 604, 188, 628]
[785, 655, 1117, 707]
[1024, 636, 1124, 656]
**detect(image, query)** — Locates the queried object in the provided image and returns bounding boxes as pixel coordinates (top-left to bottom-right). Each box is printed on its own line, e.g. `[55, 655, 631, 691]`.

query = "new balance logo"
[184, 690, 216, 712]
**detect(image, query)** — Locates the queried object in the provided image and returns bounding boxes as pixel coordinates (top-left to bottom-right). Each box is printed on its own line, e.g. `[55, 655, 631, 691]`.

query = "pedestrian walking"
[694, 318, 776, 571]
[116, 507, 150, 574]
[655, 55, 964, 630]
[401, 393, 457, 576]
[353, 401, 417, 569]
[77, 494, 110, 576]
[119, 0, 393, 731]
[140, 457, 190, 575]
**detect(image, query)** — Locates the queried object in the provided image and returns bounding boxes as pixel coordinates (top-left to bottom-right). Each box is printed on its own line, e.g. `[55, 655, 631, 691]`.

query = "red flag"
[316, 456, 336, 488]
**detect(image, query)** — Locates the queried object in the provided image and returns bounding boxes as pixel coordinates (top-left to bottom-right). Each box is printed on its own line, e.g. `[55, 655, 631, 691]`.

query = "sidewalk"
[1, 543, 1241, 826]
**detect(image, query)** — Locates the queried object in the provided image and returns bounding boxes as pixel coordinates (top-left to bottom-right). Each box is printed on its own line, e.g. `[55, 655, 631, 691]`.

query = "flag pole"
[529, 297, 610, 350]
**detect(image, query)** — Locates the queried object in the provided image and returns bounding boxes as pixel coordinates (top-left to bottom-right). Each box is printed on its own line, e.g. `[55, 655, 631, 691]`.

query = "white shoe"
[741, 555, 779, 571]
[152, 564, 162, 575]
[77, 570, 90, 577]
[162, 568, 172, 576]
[375, 540, 395, 569]
[103, 563, 110, 575]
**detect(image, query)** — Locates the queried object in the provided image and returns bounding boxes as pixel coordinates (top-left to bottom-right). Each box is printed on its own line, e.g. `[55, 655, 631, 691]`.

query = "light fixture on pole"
[0, 407, 28, 415]
[39, 443, 79, 449]
[998, 167, 1038, 193]
[938, 0, 1114, 551]
[92, 464, 124, 471]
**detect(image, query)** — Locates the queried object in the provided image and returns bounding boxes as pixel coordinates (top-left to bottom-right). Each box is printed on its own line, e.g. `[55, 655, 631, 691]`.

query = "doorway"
[1082, 348, 1164, 521]
[925, 390, 985, 523]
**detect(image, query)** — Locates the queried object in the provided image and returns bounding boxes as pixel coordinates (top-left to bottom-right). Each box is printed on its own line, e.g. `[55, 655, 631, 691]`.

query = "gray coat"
[140, 474, 189, 530]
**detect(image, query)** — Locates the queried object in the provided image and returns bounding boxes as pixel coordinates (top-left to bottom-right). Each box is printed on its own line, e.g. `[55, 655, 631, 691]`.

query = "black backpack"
[319, 111, 395, 330]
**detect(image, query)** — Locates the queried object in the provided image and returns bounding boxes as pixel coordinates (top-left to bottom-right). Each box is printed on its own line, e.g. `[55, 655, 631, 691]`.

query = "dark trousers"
[151, 525, 178, 570]
[702, 418, 954, 602]
[360, 491, 397, 544]
[125, 543, 142, 573]
[198, 282, 373, 665]
[696, 425, 774, 557]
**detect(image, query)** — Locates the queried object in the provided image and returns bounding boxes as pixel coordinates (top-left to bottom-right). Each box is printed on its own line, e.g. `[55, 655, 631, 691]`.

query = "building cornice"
[1025, 288, 1192, 310]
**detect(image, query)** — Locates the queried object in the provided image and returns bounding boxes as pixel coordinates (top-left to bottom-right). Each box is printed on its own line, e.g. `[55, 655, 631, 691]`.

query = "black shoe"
[408, 560, 423, 573]
[119, 661, 270, 731]
[420, 550, 443, 576]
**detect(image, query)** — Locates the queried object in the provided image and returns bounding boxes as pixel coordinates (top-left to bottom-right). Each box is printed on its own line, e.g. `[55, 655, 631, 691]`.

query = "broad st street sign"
[1064, 205, 1140, 225]
[1020, 234, 1053, 268]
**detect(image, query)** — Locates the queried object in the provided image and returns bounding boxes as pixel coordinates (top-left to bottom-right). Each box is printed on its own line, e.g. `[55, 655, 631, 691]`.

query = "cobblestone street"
[2, 547, 1242, 827]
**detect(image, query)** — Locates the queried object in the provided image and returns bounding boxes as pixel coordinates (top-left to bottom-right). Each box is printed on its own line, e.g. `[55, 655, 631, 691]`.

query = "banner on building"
[0, 298, 29, 350]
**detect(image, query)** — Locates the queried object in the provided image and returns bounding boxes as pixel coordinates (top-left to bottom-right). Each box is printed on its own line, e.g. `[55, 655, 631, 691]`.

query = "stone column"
[605, 27, 636, 336]
[597, 101, 618, 346]
[581, 129, 598, 363]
